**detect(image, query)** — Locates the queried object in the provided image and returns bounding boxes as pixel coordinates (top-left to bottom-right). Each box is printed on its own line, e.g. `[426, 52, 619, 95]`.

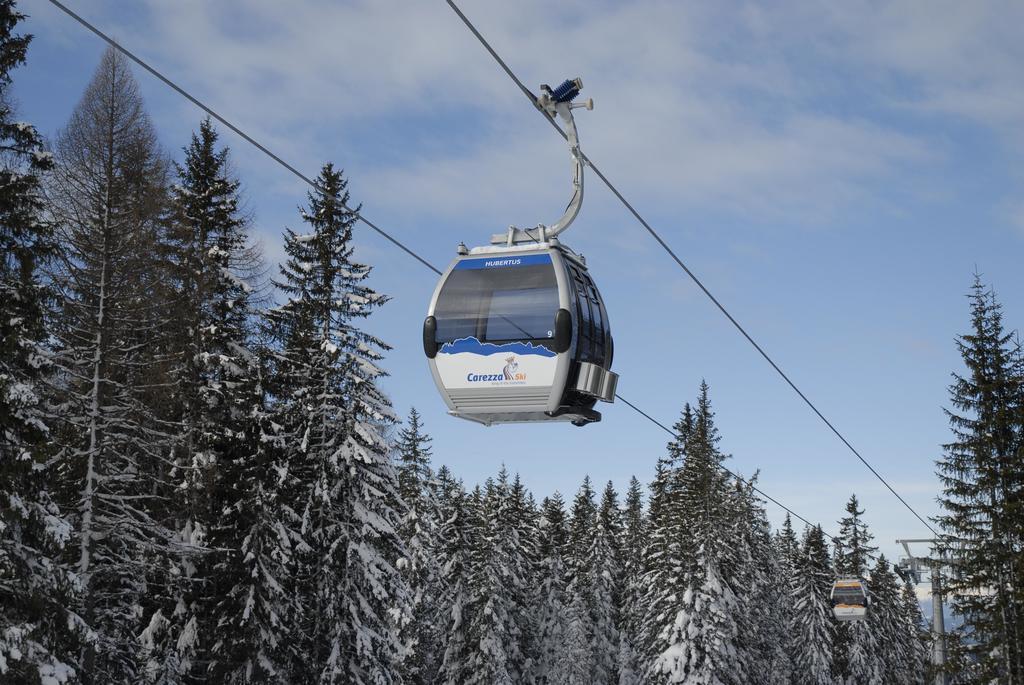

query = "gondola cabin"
[423, 241, 617, 426]
[830, 577, 869, 621]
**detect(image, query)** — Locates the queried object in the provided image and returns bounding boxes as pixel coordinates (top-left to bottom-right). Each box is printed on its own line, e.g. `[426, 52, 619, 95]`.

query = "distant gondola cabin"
[830, 578, 869, 621]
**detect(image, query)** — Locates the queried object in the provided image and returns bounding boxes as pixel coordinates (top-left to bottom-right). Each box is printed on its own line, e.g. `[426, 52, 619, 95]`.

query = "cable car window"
[486, 288, 557, 340]
[570, 268, 590, 343]
[568, 263, 605, 365]
[587, 284, 605, 359]
[434, 264, 559, 344]
[589, 286, 603, 332]
[578, 284, 594, 331]
[832, 590, 866, 606]
[586, 299, 602, 359]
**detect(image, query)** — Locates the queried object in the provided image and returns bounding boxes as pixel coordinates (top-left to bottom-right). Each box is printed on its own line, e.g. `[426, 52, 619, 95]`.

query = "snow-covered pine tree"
[838, 616, 879, 683]
[533, 493, 570, 683]
[557, 591, 596, 685]
[635, 458, 672, 677]
[206, 379, 296, 684]
[0, 2, 81, 680]
[543, 477, 624, 685]
[395, 408, 433, 508]
[832, 494, 880, 685]
[617, 476, 646, 685]
[508, 474, 540, 676]
[774, 514, 799, 584]
[435, 472, 478, 685]
[393, 408, 443, 684]
[166, 115, 259, 509]
[834, 494, 877, 578]
[445, 482, 496, 683]
[774, 515, 802, 679]
[593, 481, 623, 684]
[899, 579, 929, 684]
[789, 525, 835, 685]
[47, 46, 173, 683]
[867, 554, 922, 683]
[647, 382, 745, 685]
[731, 476, 789, 683]
[265, 163, 404, 684]
[462, 469, 532, 684]
[564, 477, 599, 680]
[776, 512, 799, 550]
[637, 405, 692, 676]
[136, 116, 265, 682]
[935, 276, 1024, 682]
[144, 121, 286, 683]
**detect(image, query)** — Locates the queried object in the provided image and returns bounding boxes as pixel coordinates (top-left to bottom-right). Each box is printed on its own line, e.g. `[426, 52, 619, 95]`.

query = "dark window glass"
[567, 263, 614, 366]
[569, 268, 589, 350]
[434, 264, 559, 344]
[486, 288, 556, 339]
[587, 283, 605, 359]
[590, 286, 603, 332]
[832, 589, 866, 606]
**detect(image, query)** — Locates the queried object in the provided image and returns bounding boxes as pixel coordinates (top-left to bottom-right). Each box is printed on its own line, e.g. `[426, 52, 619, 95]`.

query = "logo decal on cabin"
[435, 337, 555, 389]
[464, 354, 529, 384]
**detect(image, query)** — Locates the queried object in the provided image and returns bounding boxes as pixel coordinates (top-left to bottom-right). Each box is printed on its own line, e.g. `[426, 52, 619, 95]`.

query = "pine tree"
[508, 474, 539, 677]
[166, 115, 258, 511]
[617, 476, 646, 685]
[542, 478, 620, 683]
[48, 46, 172, 683]
[637, 458, 674, 674]
[563, 477, 600, 680]
[837, 611, 880, 684]
[206, 382, 296, 683]
[935, 276, 1024, 681]
[775, 515, 802, 680]
[775, 515, 800, 578]
[731, 477, 788, 684]
[0, 2, 81, 680]
[446, 483, 497, 684]
[790, 525, 835, 685]
[435, 471, 477, 685]
[557, 592, 596, 684]
[395, 409, 433, 510]
[832, 495, 880, 685]
[834, 494, 877, 578]
[462, 469, 532, 684]
[156, 123, 290, 682]
[899, 580, 929, 684]
[637, 405, 693, 676]
[393, 408, 442, 684]
[866, 555, 900, 680]
[534, 493, 570, 683]
[647, 382, 745, 684]
[265, 163, 404, 684]
[136, 116, 264, 682]
[593, 481, 623, 684]
[868, 554, 927, 683]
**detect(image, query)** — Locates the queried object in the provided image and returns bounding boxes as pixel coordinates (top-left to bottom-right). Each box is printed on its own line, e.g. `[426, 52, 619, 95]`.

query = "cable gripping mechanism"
[492, 77, 593, 246]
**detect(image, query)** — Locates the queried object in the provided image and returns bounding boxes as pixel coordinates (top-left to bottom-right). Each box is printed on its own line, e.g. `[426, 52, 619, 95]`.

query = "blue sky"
[15, 0, 1024, 562]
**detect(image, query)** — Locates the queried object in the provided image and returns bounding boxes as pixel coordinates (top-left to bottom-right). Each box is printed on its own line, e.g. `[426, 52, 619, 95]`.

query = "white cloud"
[42, 0, 1022, 230]
[792, 2, 1024, 138]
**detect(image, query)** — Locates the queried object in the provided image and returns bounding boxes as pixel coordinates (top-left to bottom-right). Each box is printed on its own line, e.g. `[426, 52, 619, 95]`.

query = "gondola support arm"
[491, 77, 591, 245]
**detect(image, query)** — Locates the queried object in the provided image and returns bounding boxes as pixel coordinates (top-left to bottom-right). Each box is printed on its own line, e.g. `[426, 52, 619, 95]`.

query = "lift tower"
[896, 538, 954, 685]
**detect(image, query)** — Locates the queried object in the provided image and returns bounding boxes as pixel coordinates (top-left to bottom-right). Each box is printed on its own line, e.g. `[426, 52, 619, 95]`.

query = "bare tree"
[46, 46, 173, 683]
